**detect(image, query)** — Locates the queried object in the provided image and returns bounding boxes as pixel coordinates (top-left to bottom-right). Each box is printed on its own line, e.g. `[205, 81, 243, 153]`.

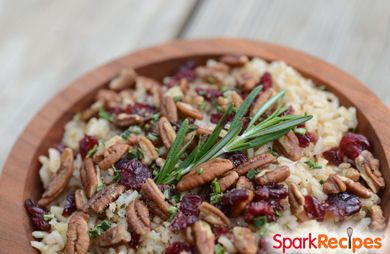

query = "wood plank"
[183, 0, 390, 106]
[0, 0, 196, 168]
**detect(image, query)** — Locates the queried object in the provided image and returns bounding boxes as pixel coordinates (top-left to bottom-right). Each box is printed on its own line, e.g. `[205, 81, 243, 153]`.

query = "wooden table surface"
[0, 0, 389, 169]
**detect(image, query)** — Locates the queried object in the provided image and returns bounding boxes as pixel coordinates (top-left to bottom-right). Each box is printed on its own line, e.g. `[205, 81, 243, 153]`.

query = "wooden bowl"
[1, 38, 389, 252]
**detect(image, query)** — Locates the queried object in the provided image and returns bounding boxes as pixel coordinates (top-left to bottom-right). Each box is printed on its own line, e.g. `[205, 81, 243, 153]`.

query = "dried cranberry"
[116, 158, 151, 190]
[221, 188, 248, 207]
[224, 152, 248, 168]
[255, 184, 288, 200]
[326, 192, 361, 217]
[128, 227, 141, 248]
[180, 194, 202, 216]
[195, 87, 223, 101]
[62, 191, 76, 217]
[79, 135, 99, 159]
[339, 133, 370, 159]
[166, 241, 193, 254]
[107, 106, 124, 115]
[304, 196, 325, 221]
[126, 103, 157, 120]
[166, 61, 197, 88]
[210, 112, 234, 124]
[170, 212, 198, 231]
[244, 201, 274, 223]
[177, 60, 196, 73]
[297, 131, 318, 148]
[257, 72, 272, 91]
[24, 199, 51, 232]
[323, 147, 343, 165]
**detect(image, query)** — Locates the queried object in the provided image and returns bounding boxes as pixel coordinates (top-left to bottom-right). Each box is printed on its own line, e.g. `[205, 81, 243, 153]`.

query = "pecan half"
[193, 221, 215, 254]
[195, 64, 228, 84]
[342, 167, 360, 182]
[288, 183, 309, 221]
[251, 88, 273, 116]
[236, 72, 257, 92]
[255, 166, 290, 185]
[199, 202, 231, 227]
[322, 174, 347, 194]
[109, 68, 137, 91]
[113, 113, 144, 127]
[75, 189, 88, 211]
[96, 89, 120, 108]
[98, 143, 129, 170]
[38, 148, 74, 207]
[355, 150, 385, 193]
[140, 178, 170, 219]
[138, 136, 158, 165]
[87, 183, 126, 213]
[176, 101, 203, 120]
[231, 189, 254, 217]
[65, 213, 89, 254]
[136, 76, 160, 93]
[236, 176, 254, 191]
[370, 205, 386, 230]
[80, 158, 97, 198]
[94, 225, 131, 247]
[159, 116, 176, 149]
[232, 227, 257, 254]
[235, 153, 275, 175]
[196, 126, 214, 136]
[220, 55, 249, 67]
[176, 158, 234, 192]
[80, 101, 103, 121]
[231, 91, 243, 108]
[343, 178, 371, 198]
[218, 171, 239, 192]
[274, 131, 302, 161]
[126, 199, 150, 235]
[160, 95, 178, 122]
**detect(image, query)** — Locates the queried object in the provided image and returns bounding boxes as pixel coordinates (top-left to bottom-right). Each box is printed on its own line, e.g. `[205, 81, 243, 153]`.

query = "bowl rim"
[1, 38, 389, 252]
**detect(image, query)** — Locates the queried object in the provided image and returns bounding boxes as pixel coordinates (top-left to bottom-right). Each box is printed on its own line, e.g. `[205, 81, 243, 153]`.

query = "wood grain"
[0, 38, 389, 253]
[183, 0, 390, 105]
[0, 0, 197, 169]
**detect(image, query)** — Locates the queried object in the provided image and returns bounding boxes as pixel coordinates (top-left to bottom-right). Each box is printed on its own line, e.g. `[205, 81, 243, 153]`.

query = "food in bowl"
[25, 55, 386, 254]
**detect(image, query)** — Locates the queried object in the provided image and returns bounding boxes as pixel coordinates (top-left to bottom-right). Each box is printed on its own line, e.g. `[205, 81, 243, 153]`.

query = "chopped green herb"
[88, 220, 111, 238]
[96, 182, 105, 192]
[199, 101, 207, 111]
[305, 160, 322, 169]
[43, 213, 54, 221]
[246, 169, 257, 180]
[319, 179, 325, 185]
[318, 85, 326, 91]
[275, 210, 282, 218]
[172, 96, 183, 102]
[163, 188, 170, 199]
[210, 193, 223, 205]
[211, 179, 221, 194]
[171, 194, 180, 203]
[128, 147, 143, 160]
[215, 244, 225, 254]
[268, 148, 279, 157]
[253, 216, 267, 228]
[86, 144, 98, 158]
[294, 127, 306, 136]
[121, 129, 132, 140]
[150, 113, 160, 122]
[147, 133, 158, 141]
[99, 108, 114, 122]
[197, 168, 203, 175]
[168, 206, 178, 219]
[112, 166, 121, 182]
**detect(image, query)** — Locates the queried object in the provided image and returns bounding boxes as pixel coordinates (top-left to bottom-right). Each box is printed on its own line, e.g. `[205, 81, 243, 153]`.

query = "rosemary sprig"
[155, 86, 312, 184]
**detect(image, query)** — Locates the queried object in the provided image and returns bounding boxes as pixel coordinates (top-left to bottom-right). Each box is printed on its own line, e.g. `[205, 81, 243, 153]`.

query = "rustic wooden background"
[0, 0, 389, 169]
